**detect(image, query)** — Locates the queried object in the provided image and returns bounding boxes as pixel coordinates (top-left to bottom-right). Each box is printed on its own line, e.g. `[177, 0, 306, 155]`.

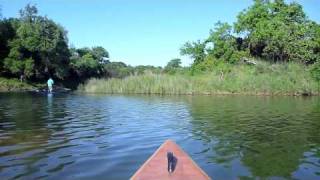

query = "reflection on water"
[0, 93, 319, 179]
[187, 96, 320, 179]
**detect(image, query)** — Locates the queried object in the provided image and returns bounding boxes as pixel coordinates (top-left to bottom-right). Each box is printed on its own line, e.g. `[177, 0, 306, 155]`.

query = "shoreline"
[79, 63, 319, 97]
[0, 78, 71, 93]
[0, 78, 39, 92]
[2, 88, 318, 96]
[77, 91, 319, 97]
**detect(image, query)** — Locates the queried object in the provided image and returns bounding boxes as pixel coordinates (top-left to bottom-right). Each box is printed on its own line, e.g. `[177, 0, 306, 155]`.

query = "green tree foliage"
[71, 53, 102, 78]
[1, 4, 70, 79]
[234, 0, 319, 63]
[1, 4, 154, 84]
[206, 22, 244, 63]
[91, 46, 109, 64]
[17, 5, 70, 79]
[166, 58, 181, 69]
[182, 0, 320, 68]
[103, 62, 162, 78]
[104, 62, 132, 78]
[134, 65, 162, 75]
[74, 46, 109, 64]
[69, 46, 112, 79]
[75, 47, 91, 57]
[164, 58, 182, 74]
[180, 40, 206, 65]
[0, 4, 111, 82]
[0, 18, 18, 73]
[3, 45, 35, 78]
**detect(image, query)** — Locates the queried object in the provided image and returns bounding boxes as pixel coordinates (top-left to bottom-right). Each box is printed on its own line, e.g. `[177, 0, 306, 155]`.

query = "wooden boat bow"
[131, 139, 211, 180]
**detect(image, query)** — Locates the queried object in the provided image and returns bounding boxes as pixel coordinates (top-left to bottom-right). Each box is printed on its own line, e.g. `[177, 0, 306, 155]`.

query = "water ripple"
[0, 94, 319, 179]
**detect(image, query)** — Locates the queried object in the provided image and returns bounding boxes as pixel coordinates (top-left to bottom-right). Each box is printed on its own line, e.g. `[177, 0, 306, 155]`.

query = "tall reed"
[79, 63, 318, 95]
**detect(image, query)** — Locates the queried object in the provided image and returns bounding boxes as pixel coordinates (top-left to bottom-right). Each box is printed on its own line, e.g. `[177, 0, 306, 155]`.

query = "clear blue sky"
[1, 0, 319, 66]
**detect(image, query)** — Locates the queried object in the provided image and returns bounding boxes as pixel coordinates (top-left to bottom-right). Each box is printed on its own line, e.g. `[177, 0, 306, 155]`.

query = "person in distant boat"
[47, 77, 54, 93]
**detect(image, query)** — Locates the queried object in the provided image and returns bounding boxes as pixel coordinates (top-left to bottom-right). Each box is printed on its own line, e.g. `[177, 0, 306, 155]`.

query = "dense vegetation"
[81, 0, 320, 95]
[80, 62, 318, 95]
[1, 5, 71, 80]
[180, 0, 320, 69]
[0, 4, 162, 89]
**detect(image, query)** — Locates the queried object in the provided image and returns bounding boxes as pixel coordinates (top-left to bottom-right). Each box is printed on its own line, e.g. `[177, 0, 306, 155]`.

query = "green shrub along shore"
[0, 77, 43, 92]
[79, 62, 319, 96]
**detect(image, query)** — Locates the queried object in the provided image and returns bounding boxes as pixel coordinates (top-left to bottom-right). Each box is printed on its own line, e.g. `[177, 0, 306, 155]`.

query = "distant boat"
[131, 139, 211, 180]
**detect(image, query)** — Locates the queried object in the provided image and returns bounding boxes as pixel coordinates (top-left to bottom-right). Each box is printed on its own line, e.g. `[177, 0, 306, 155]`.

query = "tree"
[19, 3, 38, 23]
[234, 0, 318, 63]
[3, 4, 71, 79]
[69, 46, 111, 79]
[76, 47, 91, 57]
[165, 58, 181, 69]
[71, 53, 102, 78]
[103, 61, 127, 78]
[234, 0, 270, 35]
[3, 42, 35, 78]
[92, 46, 109, 64]
[164, 58, 182, 74]
[133, 65, 161, 75]
[73, 46, 109, 64]
[1, 4, 115, 84]
[180, 40, 206, 65]
[0, 18, 19, 73]
[206, 22, 239, 63]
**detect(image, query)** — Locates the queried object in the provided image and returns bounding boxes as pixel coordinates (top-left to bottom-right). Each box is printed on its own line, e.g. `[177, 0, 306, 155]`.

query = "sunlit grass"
[79, 62, 319, 95]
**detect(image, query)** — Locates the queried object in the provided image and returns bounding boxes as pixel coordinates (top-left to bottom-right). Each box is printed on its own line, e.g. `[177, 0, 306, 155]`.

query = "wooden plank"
[131, 139, 211, 180]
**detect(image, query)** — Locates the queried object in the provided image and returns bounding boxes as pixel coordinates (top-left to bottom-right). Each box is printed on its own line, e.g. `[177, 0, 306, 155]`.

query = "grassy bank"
[79, 63, 319, 96]
[0, 77, 43, 92]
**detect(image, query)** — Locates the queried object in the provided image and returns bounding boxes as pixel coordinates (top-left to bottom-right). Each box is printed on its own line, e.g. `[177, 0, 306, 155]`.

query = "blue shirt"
[47, 78, 54, 87]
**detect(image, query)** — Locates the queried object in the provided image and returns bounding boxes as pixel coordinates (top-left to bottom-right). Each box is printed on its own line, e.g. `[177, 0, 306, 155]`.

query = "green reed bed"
[79, 63, 319, 95]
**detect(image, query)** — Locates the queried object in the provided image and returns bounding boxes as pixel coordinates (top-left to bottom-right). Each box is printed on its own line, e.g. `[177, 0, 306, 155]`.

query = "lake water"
[0, 93, 320, 180]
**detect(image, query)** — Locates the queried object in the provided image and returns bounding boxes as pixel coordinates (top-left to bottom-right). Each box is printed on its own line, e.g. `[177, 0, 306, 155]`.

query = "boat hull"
[131, 139, 211, 180]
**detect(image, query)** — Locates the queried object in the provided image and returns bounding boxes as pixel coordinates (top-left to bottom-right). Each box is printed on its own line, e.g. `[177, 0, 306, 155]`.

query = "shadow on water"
[186, 96, 320, 179]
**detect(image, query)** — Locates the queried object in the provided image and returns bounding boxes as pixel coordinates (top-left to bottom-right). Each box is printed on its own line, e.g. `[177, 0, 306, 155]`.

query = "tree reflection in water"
[187, 96, 320, 179]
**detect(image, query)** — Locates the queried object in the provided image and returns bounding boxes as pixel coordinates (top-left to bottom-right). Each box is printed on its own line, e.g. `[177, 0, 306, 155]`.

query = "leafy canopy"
[181, 0, 320, 67]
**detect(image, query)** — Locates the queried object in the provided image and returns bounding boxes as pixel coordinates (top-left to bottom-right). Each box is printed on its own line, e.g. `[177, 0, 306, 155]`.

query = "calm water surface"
[0, 93, 320, 180]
